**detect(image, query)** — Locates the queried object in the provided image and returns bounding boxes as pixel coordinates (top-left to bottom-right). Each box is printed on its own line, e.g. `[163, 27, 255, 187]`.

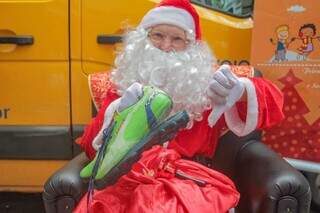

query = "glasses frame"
[147, 29, 190, 50]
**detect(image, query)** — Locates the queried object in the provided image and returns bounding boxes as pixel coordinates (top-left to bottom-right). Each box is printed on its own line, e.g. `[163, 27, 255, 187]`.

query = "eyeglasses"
[148, 30, 189, 50]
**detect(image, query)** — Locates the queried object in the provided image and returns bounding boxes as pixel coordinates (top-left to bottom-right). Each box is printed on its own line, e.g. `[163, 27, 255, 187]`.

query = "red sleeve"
[76, 89, 119, 159]
[168, 110, 226, 158]
[250, 77, 284, 129]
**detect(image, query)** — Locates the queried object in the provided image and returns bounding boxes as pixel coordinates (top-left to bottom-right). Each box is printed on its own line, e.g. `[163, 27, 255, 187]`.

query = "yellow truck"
[0, 0, 252, 192]
[2, 0, 320, 211]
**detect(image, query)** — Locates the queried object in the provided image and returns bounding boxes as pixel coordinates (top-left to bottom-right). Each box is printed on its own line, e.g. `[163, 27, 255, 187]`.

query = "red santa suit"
[73, 66, 284, 213]
[79, 66, 284, 160]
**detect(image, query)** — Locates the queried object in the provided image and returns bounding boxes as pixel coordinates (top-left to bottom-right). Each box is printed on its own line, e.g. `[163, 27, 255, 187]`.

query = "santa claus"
[74, 0, 284, 212]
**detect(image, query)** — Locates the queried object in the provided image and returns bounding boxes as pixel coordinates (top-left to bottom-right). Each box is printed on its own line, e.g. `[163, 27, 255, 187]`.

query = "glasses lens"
[149, 32, 163, 42]
[171, 37, 187, 48]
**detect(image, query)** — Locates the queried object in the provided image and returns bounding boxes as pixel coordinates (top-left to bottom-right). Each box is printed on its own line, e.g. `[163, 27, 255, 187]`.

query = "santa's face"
[148, 24, 190, 52]
[111, 27, 215, 127]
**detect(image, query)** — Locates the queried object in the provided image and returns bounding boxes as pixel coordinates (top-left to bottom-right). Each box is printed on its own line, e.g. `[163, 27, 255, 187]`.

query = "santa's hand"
[207, 65, 237, 105]
[118, 82, 143, 112]
[207, 65, 245, 126]
[92, 82, 143, 150]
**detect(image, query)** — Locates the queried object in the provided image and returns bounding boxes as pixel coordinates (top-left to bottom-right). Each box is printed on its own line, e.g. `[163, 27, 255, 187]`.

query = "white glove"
[207, 65, 245, 127]
[92, 82, 143, 150]
[118, 82, 143, 112]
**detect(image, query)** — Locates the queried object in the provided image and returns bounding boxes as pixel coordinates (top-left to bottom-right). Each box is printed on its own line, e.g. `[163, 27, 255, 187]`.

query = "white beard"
[111, 28, 216, 128]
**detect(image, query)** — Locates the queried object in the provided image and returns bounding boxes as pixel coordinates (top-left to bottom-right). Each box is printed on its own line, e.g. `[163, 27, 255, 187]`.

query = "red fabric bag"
[74, 145, 239, 213]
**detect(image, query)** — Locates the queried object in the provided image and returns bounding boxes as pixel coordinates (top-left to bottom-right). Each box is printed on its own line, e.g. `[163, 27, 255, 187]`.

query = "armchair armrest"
[212, 131, 311, 213]
[42, 153, 89, 213]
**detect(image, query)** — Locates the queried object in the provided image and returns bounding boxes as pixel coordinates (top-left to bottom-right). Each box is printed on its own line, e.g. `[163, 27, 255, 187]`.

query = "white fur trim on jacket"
[224, 78, 258, 137]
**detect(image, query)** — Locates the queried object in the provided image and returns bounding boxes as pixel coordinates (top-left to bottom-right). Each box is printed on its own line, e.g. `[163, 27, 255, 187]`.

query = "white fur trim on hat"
[139, 6, 196, 39]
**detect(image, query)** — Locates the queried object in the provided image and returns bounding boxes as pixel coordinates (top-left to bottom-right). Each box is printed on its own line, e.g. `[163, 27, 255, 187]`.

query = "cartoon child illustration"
[270, 25, 295, 62]
[295, 23, 320, 60]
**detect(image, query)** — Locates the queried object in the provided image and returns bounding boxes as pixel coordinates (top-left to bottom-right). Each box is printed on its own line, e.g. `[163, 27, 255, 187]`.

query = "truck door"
[0, 0, 71, 190]
[70, 0, 159, 135]
[80, 0, 156, 75]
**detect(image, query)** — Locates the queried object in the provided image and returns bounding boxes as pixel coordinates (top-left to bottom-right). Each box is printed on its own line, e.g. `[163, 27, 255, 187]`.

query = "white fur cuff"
[224, 78, 258, 137]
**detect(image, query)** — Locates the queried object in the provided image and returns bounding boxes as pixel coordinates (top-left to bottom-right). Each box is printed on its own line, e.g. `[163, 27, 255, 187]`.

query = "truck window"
[192, 0, 254, 17]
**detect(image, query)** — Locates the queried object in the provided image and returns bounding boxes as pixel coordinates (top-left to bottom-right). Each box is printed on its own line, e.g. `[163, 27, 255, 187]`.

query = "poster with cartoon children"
[251, 0, 320, 163]
[269, 23, 320, 62]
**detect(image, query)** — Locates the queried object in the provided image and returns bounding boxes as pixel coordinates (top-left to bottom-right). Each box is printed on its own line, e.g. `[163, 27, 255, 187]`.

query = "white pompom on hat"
[138, 0, 201, 40]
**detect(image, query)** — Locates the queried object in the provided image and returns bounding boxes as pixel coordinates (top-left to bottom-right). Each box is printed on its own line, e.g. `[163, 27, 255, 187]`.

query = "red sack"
[74, 146, 239, 213]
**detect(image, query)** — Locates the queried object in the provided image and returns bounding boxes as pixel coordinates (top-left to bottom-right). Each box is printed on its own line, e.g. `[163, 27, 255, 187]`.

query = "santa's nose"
[159, 38, 174, 52]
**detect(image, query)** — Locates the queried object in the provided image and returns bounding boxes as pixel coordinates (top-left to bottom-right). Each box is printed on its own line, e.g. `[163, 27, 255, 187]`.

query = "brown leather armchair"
[42, 125, 311, 213]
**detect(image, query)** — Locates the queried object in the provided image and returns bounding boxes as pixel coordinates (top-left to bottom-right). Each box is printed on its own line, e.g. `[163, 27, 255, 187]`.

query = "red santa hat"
[139, 0, 201, 40]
